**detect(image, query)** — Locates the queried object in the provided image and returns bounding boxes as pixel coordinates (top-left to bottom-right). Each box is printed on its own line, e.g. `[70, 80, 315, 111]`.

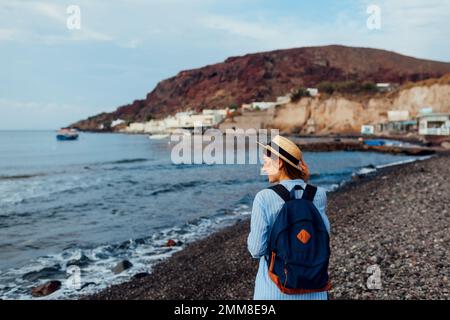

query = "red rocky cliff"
[71, 45, 450, 131]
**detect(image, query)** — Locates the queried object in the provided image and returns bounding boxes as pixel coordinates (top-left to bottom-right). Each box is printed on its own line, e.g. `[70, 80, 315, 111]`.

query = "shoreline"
[85, 151, 449, 300]
[85, 131, 442, 155]
[1, 137, 441, 299]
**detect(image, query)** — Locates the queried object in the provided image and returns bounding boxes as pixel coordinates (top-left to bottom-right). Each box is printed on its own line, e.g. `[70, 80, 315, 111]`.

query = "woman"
[247, 135, 331, 300]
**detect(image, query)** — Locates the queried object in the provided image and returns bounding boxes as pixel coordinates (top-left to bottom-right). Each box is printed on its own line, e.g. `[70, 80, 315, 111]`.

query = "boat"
[56, 128, 79, 141]
[363, 139, 386, 147]
[148, 133, 170, 140]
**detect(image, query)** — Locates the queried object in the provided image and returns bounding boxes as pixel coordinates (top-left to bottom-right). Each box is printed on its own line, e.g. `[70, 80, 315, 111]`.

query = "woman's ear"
[277, 158, 284, 170]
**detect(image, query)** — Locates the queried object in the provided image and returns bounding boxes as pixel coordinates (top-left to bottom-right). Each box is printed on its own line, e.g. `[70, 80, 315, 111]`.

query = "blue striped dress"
[247, 179, 330, 300]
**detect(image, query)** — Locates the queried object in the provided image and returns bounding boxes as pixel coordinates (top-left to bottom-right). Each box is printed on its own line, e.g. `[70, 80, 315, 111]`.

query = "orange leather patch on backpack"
[297, 229, 311, 244]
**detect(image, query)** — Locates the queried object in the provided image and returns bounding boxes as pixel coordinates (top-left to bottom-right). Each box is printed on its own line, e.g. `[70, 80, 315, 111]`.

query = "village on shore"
[105, 82, 450, 147]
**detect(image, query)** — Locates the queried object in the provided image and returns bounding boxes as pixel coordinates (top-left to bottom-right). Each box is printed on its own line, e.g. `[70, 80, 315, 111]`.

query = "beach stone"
[80, 282, 96, 290]
[84, 153, 450, 300]
[166, 239, 177, 247]
[369, 255, 381, 264]
[31, 280, 61, 297]
[22, 265, 65, 282]
[133, 272, 150, 279]
[112, 260, 133, 274]
[134, 238, 146, 245]
[66, 254, 91, 268]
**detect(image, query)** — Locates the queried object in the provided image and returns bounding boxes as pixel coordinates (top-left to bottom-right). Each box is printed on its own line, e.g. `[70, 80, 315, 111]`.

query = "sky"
[0, 0, 449, 130]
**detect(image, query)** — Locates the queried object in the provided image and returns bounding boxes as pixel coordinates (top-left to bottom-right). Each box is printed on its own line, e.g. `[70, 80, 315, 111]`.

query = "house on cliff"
[417, 113, 450, 136]
[375, 110, 417, 134]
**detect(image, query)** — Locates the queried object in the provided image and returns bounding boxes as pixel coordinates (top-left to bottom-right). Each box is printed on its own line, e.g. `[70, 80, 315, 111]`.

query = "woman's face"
[261, 154, 281, 183]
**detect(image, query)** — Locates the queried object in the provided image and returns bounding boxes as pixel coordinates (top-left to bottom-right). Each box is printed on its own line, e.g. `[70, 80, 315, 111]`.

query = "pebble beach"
[86, 151, 450, 300]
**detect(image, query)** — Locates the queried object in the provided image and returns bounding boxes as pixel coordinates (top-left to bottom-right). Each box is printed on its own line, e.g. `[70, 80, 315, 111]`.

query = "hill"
[71, 45, 450, 131]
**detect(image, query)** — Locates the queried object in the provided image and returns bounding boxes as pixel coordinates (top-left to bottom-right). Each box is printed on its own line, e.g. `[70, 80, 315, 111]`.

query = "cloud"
[358, 0, 450, 60]
[0, 1, 113, 44]
[33, 1, 65, 22]
[1, 0, 449, 130]
[0, 28, 17, 40]
[2, 0, 449, 59]
[199, 1, 450, 60]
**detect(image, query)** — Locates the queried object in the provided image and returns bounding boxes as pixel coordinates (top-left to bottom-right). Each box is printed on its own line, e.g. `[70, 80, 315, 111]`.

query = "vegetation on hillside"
[317, 81, 378, 95]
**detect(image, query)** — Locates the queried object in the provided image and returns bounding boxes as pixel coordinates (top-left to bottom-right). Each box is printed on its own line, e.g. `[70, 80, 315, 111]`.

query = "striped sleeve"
[313, 187, 330, 233]
[247, 191, 270, 258]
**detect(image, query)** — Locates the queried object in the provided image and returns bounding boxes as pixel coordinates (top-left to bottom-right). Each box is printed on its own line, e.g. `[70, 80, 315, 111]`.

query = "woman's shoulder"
[254, 183, 327, 204]
[254, 187, 287, 206]
[254, 188, 278, 202]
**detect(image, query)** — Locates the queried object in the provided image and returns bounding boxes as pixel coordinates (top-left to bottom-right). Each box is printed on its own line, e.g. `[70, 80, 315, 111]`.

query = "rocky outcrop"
[271, 76, 450, 134]
[31, 281, 61, 297]
[22, 265, 65, 282]
[111, 260, 133, 274]
[66, 254, 92, 268]
[70, 45, 450, 131]
[132, 272, 150, 279]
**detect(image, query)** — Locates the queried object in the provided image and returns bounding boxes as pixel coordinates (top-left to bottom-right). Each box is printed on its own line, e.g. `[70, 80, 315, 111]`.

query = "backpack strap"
[268, 184, 290, 202]
[301, 184, 317, 202]
[266, 184, 290, 264]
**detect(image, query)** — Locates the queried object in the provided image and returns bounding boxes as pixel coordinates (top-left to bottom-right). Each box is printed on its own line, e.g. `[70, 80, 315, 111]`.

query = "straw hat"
[257, 135, 304, 171]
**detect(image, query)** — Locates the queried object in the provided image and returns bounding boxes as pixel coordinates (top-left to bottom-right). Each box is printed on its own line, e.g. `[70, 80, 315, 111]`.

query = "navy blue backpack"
[265, 184, 331, 294]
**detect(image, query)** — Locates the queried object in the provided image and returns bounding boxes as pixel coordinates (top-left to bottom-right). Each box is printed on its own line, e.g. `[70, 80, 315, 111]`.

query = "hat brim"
[257, 141, 302, 172]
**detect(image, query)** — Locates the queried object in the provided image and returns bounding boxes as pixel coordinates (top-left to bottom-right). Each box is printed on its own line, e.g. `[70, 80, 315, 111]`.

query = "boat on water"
[363, 139, 386, 147]
[56, 128, 79, 141]
[148, 133, 170, 140]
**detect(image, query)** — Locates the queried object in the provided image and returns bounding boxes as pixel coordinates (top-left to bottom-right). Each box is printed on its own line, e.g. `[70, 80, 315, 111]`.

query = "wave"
[375, 154, 433, 169]
[0, 159, 149, 183]
[0, 153, 430, 299]
[0, 202, 251, 300]
[106, 158, 149, 165]
[81, 158, 151, 171]
[0, 173, 46, 181]
[149, 180, 207, 196]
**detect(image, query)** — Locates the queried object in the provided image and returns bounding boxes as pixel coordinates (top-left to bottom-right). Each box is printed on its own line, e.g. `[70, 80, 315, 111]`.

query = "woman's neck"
[278, 171, 291, 183]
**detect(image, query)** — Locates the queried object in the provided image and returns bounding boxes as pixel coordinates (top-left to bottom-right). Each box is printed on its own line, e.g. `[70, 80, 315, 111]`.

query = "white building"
[388, 110, 410, 122]
[242, 95, 294, 110]
[127, 122, 145, 132]
[306, 118, 316, 134]
[201, 109, 227, 125]
[417, 113, 450, 136]
[164, 116, 180, 129]
[125, 108, 228, 133]
[202, 108, 228, 116]
[250, 102, 277, 110]
[144, 119, 166, 133]
[190, 114, 216, 127]
[306, 88, 319, 97]
[111, 119, 125, 127]
[376, 83, 396, 92]
[420, 107, 433, 115]
[177, 114, 194, 128]
[276, 95, 292, 104]
[361, 125, 375, 135]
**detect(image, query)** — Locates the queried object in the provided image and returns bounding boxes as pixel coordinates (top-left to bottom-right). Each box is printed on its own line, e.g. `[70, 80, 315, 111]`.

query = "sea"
[0, 130, 431, 299]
